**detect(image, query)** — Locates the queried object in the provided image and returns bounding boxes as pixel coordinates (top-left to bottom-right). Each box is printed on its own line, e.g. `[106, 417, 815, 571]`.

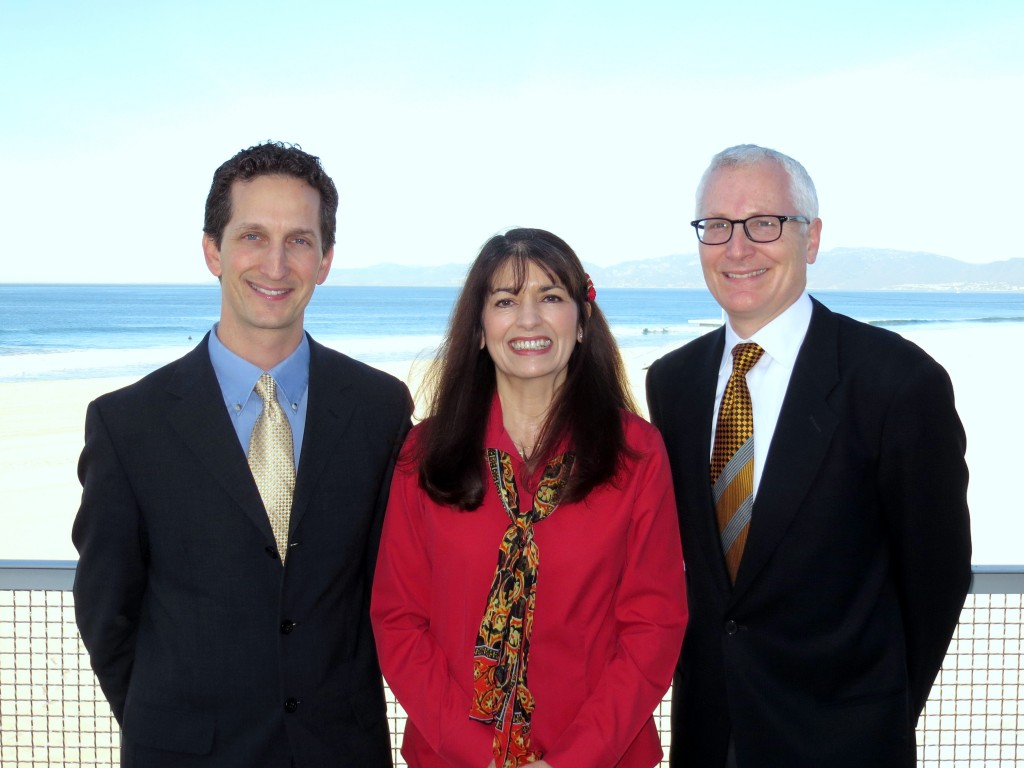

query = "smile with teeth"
[725, 268, 767, 279]
[249, 282, 290, 296]
[510, 338, 552, 351]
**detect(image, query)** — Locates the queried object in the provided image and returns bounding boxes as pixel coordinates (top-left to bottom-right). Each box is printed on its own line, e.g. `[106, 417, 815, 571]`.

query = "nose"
[724, 221, 756, 259]
[261, 240, 289, 280]
[516, 296, 541, 329]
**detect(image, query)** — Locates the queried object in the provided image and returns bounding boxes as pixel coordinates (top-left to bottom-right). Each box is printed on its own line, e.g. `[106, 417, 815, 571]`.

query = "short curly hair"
[203, 141, 339, 253]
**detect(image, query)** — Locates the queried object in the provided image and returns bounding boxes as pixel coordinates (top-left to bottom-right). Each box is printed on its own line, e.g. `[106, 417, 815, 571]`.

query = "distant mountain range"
[331, 248, 1024, 291]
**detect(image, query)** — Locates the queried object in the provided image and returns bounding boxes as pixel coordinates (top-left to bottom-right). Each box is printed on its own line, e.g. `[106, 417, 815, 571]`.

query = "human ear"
[202, 234, 223, 278]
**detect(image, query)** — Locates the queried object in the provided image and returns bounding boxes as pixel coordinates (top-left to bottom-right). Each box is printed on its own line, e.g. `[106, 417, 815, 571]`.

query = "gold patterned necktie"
[248, 373, 296, 563]
[711, 343, 764, 582]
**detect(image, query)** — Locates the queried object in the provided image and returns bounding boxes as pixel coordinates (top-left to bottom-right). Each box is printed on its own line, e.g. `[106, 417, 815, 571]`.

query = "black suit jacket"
[73, 334, 412, 768]
[646, 298, 971, 768]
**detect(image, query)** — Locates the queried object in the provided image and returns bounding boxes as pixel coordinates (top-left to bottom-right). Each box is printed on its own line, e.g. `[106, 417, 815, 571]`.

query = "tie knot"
[254, 373, 277, 405]
[731, 343, 764, 377]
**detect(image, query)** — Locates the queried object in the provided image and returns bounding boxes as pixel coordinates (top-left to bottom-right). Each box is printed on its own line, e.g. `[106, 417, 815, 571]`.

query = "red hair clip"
[585, 273, 596, 302]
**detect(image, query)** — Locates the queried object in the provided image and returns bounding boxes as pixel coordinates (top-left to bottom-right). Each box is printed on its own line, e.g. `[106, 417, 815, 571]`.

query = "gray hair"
[695, 144, 819, 220]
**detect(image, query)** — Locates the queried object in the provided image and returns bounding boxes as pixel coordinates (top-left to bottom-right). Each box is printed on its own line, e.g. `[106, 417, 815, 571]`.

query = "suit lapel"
[661, 328, 735, 600]
[289, 337, 356, 533]
[164, 337, 271, 539]
[732, 299, 841, 596]
[686, 330, 736, 600]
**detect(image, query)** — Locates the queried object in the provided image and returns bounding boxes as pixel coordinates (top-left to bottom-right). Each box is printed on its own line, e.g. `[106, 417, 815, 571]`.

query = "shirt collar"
[208, 325, 311, 410]
[723, 292, 813, 371]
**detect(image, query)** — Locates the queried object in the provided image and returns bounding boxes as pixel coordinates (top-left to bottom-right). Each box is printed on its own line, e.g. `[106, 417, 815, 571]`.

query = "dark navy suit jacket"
[646, 299, 971, 768]
[73, 333, 411, 767]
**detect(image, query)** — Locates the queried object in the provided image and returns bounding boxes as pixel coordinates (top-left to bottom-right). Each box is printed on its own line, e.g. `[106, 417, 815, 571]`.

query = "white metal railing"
[1, 562, 1021, 767]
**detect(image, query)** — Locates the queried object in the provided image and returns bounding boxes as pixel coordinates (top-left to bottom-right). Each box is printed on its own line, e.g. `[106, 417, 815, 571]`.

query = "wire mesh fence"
[1, 564, 1020, 767]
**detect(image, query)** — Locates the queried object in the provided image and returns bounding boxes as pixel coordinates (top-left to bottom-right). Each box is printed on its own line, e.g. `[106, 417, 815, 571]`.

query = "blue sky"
[2, 0, 1022, 282]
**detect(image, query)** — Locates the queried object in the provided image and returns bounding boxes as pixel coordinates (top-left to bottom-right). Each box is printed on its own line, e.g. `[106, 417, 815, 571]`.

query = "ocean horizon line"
[4, 281, 1024, 292]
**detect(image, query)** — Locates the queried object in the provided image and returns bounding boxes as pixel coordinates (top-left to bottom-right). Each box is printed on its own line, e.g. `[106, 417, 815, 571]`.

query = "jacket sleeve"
[645, 360, 664, 429]
[71, 399, 148, 724]
[363, 386, 413, 599]
[543, 426, 688, 766]
[370, 441, 491, 767]
[878, 353, 971, 719]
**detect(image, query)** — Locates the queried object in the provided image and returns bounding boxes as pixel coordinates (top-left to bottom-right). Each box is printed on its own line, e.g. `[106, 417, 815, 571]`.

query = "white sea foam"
[0, 346, 193, 381]
[0, 335, 446, 382]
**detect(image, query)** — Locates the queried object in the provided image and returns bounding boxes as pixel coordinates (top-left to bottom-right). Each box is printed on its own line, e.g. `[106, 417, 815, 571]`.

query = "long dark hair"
[416, 228, 638, 510]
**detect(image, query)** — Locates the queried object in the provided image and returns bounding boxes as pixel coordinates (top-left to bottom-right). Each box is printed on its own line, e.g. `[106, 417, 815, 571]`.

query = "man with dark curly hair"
[73, 141, 411, 767]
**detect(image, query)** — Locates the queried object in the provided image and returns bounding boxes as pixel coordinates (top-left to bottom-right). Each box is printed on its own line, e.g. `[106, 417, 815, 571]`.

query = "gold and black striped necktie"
[710, 343, 764, 582]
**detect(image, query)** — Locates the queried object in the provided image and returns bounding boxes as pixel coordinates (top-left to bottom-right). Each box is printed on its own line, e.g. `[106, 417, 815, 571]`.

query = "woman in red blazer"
[371, 228, 687, 768]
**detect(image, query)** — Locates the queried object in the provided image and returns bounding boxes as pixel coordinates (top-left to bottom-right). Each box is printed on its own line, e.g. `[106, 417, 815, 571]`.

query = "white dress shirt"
[711, 293, 813, 498]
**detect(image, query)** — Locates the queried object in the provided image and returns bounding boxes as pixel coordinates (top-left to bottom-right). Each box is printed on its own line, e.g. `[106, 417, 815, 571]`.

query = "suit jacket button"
[284, 698, 299, 713]
[265, 546, 279, 559]
[280, 620, 295, 635]
[724, 620, 738, 635]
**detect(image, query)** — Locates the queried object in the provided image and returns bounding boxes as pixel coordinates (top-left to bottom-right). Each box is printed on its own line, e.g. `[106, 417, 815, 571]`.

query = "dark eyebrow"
[228, 223, 319, 241]
[230, 222, 266, 233]
[489, 282, 565, 295]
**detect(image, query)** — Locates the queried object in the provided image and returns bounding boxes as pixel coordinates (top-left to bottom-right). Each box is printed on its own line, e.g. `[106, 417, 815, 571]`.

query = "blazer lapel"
[688, 330, 737, 600]
[289, 337, 356, 533]
[164, 337, 272, 539]
[662, 328, 736, 600]
[732, 299, 841, 596]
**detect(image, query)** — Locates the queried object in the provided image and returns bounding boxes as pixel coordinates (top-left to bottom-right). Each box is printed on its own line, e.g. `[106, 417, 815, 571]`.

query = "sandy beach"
[1, 323, 1019, 564]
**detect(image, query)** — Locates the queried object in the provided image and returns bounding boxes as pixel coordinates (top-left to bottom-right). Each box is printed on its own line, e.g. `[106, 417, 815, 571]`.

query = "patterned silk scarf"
[470, 448, 576, 768]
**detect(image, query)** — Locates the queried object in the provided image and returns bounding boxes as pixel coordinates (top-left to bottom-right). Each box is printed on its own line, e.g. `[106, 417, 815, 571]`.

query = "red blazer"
[371, 399, 687, 767]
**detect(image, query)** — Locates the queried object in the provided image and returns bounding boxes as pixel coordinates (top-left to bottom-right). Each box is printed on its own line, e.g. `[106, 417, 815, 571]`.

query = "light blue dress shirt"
[207, 325, 309, 470]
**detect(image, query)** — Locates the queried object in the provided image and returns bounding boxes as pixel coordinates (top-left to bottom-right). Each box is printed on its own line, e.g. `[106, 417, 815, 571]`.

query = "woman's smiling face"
[481, 259, 581, 392]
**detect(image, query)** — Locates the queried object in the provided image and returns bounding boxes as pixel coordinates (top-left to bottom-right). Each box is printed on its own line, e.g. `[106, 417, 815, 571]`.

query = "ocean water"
[2, 284, 1024, 381]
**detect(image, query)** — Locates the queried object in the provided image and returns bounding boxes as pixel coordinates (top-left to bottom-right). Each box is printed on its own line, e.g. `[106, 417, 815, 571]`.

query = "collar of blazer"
[161, 333, 360, 548]
[653, 299, 842, 599]
[730, 298, 841, 596]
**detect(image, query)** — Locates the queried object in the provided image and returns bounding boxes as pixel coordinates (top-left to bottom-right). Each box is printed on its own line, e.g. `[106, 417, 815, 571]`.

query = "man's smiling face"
[697, 160, 821, 338]
[203, 174, 333, 356]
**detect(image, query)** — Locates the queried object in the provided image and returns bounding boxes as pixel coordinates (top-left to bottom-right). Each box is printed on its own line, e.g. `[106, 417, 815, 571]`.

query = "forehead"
[700, 161, 794, 217]
[228, 174, 321, 223]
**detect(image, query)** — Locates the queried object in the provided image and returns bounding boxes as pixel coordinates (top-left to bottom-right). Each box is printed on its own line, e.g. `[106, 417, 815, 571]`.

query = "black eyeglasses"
[690, 215, 811, 245]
